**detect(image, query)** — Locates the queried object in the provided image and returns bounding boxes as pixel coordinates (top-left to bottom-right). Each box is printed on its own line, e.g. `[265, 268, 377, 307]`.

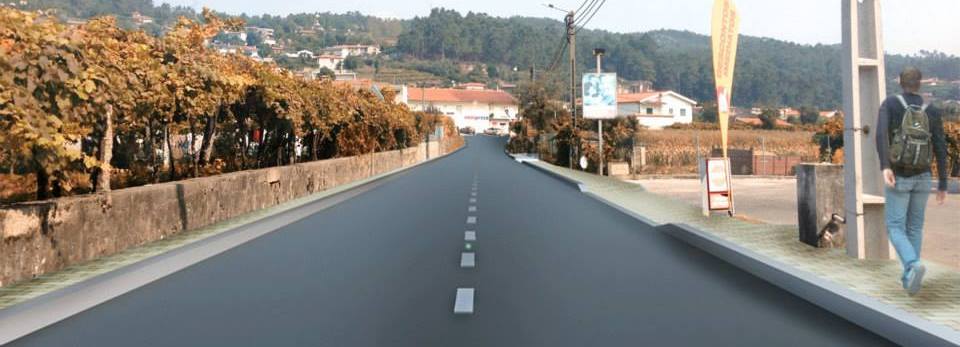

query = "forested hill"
[11, 1, 959, 108]
[396, 9, 960, 109]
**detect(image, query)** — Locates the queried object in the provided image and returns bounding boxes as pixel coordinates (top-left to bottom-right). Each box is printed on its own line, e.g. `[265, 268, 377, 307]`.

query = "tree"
[800, 106, 820, 125]
[759, 109, 779, 130]
[317, 67, 336, 80]
[343, 55, 361, 70]
[697, 102, 719, 123]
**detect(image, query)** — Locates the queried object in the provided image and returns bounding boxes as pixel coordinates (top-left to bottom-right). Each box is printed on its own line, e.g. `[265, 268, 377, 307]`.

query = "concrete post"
[841, 0, 893, 260]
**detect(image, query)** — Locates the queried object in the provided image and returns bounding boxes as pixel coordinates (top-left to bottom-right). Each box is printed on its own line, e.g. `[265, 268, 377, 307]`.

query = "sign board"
[711, 0, 740, 157]
[704, 158, 734, 212]
[579, 156, 589, 170]
[582, 73, 618, 119]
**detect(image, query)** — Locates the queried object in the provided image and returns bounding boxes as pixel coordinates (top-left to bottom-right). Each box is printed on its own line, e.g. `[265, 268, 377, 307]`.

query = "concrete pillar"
[841, 0, 893, 260]
[796, 164, 845, 247]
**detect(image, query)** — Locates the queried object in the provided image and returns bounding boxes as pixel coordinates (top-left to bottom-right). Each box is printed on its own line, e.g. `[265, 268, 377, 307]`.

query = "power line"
[574, 0, 599, 27]
[575, 0, 605, 34]
[573, 0, 591, 15]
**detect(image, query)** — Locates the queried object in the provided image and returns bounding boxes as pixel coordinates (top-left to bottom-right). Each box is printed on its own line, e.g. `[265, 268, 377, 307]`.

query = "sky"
[159, 0, 960, 56]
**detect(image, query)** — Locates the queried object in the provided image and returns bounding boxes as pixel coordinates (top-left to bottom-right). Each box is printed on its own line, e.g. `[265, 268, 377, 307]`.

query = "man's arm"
[876, 98, 891, 170]
[930, 107, 948, 192]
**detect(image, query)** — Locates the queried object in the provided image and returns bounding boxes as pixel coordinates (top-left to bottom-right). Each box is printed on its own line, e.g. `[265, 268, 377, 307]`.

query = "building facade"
[618, 91, 697, 129]
[408, 87, 518, 133]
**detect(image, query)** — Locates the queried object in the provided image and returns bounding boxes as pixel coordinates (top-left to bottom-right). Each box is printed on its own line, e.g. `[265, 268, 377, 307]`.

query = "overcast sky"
[160, 0, 960, 56]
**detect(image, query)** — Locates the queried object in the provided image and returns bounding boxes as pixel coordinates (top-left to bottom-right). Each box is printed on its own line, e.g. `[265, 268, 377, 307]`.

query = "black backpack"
[889, 95, 933, 170]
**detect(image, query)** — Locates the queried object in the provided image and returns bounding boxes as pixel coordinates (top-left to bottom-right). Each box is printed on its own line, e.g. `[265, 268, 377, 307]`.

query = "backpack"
[889, 95, 932, 170]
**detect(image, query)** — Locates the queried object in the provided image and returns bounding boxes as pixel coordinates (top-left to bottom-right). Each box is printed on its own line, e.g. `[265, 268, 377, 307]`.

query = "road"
[8, 136, 895, 346]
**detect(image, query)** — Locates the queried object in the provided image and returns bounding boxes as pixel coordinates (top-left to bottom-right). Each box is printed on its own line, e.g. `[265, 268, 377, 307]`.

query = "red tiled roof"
[618, 92, 660, 103]
[408, 87, 517, 105]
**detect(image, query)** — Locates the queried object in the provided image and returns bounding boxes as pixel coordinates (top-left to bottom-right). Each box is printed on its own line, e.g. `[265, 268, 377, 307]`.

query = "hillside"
[11, 1, 959, 109]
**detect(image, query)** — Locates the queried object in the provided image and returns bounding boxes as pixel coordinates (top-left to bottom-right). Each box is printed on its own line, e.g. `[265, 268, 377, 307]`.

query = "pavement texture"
[5, 136, 895, 346]
[631, 177, 960, 270]
[530, 159, 960, 335]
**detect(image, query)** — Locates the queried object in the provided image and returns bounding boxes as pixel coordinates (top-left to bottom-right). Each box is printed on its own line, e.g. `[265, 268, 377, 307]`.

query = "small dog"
[817, 213, 846, 248]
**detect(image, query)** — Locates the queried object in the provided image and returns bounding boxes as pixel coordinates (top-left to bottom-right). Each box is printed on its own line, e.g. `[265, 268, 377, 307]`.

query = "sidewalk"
[630, 177, 960, 270]
[526, 161, 960, 336]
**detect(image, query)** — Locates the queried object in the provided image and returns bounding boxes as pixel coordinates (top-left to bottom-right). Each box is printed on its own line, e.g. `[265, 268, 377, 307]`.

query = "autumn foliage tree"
[0, 7, 453, 202]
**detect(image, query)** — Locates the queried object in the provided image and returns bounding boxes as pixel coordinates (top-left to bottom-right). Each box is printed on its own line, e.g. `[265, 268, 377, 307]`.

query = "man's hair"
[900, 67, 922, 92]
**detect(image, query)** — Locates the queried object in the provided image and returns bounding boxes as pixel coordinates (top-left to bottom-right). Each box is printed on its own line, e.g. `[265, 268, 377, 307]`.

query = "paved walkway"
[529, 161, 960, 333]
[631, 177, 960, 270]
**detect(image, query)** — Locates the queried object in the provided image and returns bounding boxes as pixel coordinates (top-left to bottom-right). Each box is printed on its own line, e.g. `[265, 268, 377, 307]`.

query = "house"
[618, 80, 654, 94]
[317, 54, 345, 71]
[284, 50, 315, 59]
[617, 91, 697, 129]
[408, 86, 518, 133]
[819, 110, 840, 118]
[319, 44, 381, 58]
[131, 11, 154, 25]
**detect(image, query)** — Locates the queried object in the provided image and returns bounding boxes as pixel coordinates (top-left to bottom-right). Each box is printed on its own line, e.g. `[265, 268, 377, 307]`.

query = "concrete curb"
[520, 161, 588, 193]
[520, 160, 959, 347]
[661, 223, 960, 347]
[0, 143, 465, 346]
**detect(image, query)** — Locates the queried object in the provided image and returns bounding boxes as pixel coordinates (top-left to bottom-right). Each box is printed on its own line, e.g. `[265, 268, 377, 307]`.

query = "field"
[635, 129, 820, 174]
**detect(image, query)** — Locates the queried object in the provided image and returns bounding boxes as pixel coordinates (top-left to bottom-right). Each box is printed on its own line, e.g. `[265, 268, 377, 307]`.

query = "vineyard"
[635, 129, 821, 174]
[0, 8, 455, 203]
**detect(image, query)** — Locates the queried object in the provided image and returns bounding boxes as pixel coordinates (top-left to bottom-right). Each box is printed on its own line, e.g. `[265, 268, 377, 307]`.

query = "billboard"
[582, 73, 618, 119]
[711, 0, 740, 158]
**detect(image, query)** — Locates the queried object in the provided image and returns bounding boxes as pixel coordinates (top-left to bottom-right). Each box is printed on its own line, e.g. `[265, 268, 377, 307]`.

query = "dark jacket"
[875, 92, 948, 191]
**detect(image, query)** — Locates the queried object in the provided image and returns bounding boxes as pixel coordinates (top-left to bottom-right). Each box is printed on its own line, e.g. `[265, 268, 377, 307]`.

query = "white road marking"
[468, 206, 477, 212]
[465, 231, 476, 241]
[467, 216, 477, 224]
[471, 192, 477, 197]
[469, 198, 477, 203]
[454, 288, 475, 314]
[461, 252, 476, 268]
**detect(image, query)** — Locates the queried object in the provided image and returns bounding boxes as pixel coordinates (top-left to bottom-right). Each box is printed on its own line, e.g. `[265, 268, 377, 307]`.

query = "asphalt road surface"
[8, 136, 895, 346]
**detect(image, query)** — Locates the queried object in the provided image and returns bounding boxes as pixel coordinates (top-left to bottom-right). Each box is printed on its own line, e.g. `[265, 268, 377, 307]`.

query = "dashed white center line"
[471, 192, 477, 197]
[460, 252, 476, 268]
[465, 231, 476, 241]
[469, 198, 477, 203]
[468, 206, 477, 212]
[466, 216, 477, 224]
[454, 288, 475, 314]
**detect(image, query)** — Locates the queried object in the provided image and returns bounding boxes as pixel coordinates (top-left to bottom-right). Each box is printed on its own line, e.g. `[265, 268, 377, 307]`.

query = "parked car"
[460, 126, 475, 135]
[484, 127, 501, 136]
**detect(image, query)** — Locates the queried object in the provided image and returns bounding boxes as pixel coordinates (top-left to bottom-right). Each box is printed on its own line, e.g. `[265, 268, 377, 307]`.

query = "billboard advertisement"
[582, 73, 618, 119]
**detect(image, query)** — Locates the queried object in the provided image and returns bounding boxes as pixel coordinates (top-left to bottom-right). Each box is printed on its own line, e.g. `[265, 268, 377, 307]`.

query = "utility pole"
[594, 48, 605, 175]
[567, 11, 578, 169]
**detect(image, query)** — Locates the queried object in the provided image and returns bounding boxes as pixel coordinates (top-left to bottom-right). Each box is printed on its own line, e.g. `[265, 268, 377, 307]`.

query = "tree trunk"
[95, 105, 114, 193]
[35, 165, 49, 201]
[198, 113, 218, 167]
[166, 123, 176, 181]
[311, 131, 319, 162]
[189, 118, 199, 178]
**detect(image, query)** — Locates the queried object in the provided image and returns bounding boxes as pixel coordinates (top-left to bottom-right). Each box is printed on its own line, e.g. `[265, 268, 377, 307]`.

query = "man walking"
[876, 67, 948, 296]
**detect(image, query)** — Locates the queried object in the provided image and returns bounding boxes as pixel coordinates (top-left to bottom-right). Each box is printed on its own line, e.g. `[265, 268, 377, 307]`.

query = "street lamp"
[593, 48, 605, 175]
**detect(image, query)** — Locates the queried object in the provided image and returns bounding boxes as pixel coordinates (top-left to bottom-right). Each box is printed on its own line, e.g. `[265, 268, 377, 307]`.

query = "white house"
[408, 86, 518, 132]
[319, 44, 381, 58]
[618, 91, 697, 129]
[317, 55, 345, 71]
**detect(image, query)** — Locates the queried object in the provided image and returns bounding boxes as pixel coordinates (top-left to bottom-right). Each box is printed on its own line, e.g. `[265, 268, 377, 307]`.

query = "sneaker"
[906, 263, 926, 296]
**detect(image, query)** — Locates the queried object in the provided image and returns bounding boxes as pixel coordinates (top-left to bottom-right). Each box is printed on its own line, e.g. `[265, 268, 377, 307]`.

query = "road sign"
[582, 73, 618, 119]
[704, 158, 735, 212]
[580, 156, 589, 170]
[711, 0, 740, 158]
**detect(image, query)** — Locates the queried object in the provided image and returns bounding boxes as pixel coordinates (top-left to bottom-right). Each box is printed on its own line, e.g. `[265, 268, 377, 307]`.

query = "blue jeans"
[884, 172, 931, 279]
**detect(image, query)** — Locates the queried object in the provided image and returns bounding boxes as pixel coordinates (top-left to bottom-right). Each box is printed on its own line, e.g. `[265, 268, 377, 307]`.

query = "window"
[456, 105, 463, 113]
[646, 108, 654, 115]
[669, 108, 675, 115]
[681, 108, 687, 116]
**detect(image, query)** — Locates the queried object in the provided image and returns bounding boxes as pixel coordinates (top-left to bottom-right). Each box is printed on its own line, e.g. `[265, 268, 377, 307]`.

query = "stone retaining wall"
[0, 140, 459, 287]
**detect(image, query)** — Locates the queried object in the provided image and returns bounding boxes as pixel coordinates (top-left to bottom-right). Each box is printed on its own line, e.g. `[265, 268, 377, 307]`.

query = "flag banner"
[711, 0, 740, 158]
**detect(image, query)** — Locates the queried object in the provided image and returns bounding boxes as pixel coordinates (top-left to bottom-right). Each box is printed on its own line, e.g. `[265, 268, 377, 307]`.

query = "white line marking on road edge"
[467, 216, 477, 224]
[465, 231, 476, 241]
[454, 288, 475, 314]
[461, 252, 476, 268]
